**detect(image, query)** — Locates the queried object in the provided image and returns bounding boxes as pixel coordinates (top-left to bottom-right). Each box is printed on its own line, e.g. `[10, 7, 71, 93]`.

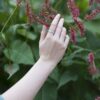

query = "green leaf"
[58, 71, 78, 88]
[4, 40, 34, 64]
[4, 64, 19, 79]
[49, 67, 60, 83]
[85, 31, 100, 50]
[85, 20, 100, 33]
[0, 12, 9, 23]
[8, 24, 37, 40]
[35, 82, 57, 100]
[17, 29, 37, 40]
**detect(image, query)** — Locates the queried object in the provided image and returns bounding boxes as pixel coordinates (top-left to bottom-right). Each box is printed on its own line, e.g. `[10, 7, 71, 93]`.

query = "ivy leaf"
[4, 40, 34, 65]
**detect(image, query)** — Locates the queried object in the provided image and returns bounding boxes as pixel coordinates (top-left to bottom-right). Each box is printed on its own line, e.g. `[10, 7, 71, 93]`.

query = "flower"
[95, 96, 100, 100]
[67, 0, 84, 36]
[85, 8, 100, 20]
[88, 52, 98, 75]
[16, 0, 22, 6]
[88, 52, 94, 64]
[89, 0, 94, 6]
[25, 0, 34, 24]
[88, 63, 97, 75]
[70, 27, 76, 44]
[67, 0, 80, 18]
[74, 18, 85, 36]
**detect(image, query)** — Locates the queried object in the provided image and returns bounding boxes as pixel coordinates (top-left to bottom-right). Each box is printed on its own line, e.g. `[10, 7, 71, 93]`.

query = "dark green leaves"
[4, 40, 34, 65]
[58, 71, 78, 88]
[35, 82, 57, 100]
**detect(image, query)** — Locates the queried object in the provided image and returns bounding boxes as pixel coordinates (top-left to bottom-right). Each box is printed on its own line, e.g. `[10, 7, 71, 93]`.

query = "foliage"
[0, 0, 100, 100]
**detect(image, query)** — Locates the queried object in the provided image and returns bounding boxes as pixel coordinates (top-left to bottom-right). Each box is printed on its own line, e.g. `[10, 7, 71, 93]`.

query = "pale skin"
[1, 14, 70, 100]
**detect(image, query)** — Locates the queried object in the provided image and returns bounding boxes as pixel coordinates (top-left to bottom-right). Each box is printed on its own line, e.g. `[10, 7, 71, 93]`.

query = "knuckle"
[53, 37, 59, 43]
[57, 40, 63, 45]
[46, 35, 52, 40]
[51, 23, 56, 28]
[61, 44, 65, 49]
[62, 44, 65, 49]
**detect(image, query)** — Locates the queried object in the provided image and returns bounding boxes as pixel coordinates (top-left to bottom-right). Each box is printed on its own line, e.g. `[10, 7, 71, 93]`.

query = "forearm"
[2, 58, 56, 100]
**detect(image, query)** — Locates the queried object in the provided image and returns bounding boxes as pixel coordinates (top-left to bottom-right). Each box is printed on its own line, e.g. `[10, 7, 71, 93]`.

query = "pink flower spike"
[70, 28, 76, 44]
[89, 0, 94, 6]
[95, 96, 100, 100]
[25, 0, 34, 24]
[67, 0, 80, 18]
[16, 0, 22, 6]
[88, 64, 97, 75]
[88, 52, 94, 64]
[74, 18, 85, 36]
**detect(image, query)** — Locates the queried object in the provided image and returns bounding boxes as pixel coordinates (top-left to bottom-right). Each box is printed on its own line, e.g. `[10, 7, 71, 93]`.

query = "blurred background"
[0, 0, 100, 100]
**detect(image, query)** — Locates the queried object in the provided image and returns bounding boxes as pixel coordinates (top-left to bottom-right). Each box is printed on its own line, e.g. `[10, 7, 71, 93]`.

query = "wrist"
[38, 57, 57, 69]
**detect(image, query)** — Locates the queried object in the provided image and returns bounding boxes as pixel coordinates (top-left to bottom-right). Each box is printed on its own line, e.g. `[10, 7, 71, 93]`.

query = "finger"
[47, 14, 60, 36]
[60, 27, 66, 42]
[40, 25, 48, 41]
[54, 18, 64, 38]
[64, 35, 70, 49]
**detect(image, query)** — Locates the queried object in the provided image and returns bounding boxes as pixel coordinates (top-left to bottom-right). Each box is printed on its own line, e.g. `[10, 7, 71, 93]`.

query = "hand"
[39, 14, 70, 65]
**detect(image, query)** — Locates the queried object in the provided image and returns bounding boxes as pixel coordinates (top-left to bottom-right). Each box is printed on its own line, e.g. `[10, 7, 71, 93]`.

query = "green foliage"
[0, 0, 100, 100]
[4, 40, 34, 64]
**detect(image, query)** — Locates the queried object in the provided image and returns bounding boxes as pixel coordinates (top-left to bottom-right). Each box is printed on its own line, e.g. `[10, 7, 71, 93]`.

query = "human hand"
[39, 14, 70, 65]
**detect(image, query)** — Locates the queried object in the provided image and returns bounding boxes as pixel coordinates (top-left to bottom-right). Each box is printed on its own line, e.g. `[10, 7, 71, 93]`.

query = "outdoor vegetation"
[0, 0, 100, 100]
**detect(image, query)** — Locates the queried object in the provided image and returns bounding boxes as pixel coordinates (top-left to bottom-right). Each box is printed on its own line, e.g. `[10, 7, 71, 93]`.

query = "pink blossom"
[16, 0, 21, 6]
[67, 0, 80, 18]
[88, 52, 94, 64]
[95, 96, 100, 100]
[70, 28, 76, 44]
[88, 64, 97, 75]
[25, 0, 34, 24]
[74, 18, 85, 36]
[85, 8, 100, 20]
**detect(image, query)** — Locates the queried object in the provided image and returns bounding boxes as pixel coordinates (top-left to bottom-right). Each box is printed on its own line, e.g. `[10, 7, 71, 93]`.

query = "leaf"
[8, 24, 37, 41]
[61, 47, 89, 66]
[85, 31, 100, 50]
[65, 16, 74, 23]
[84, 20, 100, 33]
[4, 64, 19, 79]
[58, 71, 78, 88]
[17, 29, 37, 40]
[49, 67, 60, 83]
[35, 82, 57, 100]
[4, 40, 34, 65]
[0, 12, 9, 23]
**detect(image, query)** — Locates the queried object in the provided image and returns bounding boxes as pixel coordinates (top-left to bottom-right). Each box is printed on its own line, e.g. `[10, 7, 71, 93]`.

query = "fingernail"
[57, 14, 60, 17]
[63, 27, 66, 32]
[66, 35, 70, 40]
[61, 18, 64, 21]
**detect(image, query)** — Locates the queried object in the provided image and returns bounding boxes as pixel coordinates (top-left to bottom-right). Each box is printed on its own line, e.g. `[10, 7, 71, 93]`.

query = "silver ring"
[48, 30, 54, 34]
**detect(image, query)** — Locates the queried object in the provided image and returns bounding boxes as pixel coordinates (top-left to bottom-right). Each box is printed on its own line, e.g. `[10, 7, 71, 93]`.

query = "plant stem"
[0, 6, 18, 65]
[0, 6, 18, 33]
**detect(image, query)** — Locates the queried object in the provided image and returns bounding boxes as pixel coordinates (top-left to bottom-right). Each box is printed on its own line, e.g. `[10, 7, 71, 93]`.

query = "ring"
[48, 30, 54, 34]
